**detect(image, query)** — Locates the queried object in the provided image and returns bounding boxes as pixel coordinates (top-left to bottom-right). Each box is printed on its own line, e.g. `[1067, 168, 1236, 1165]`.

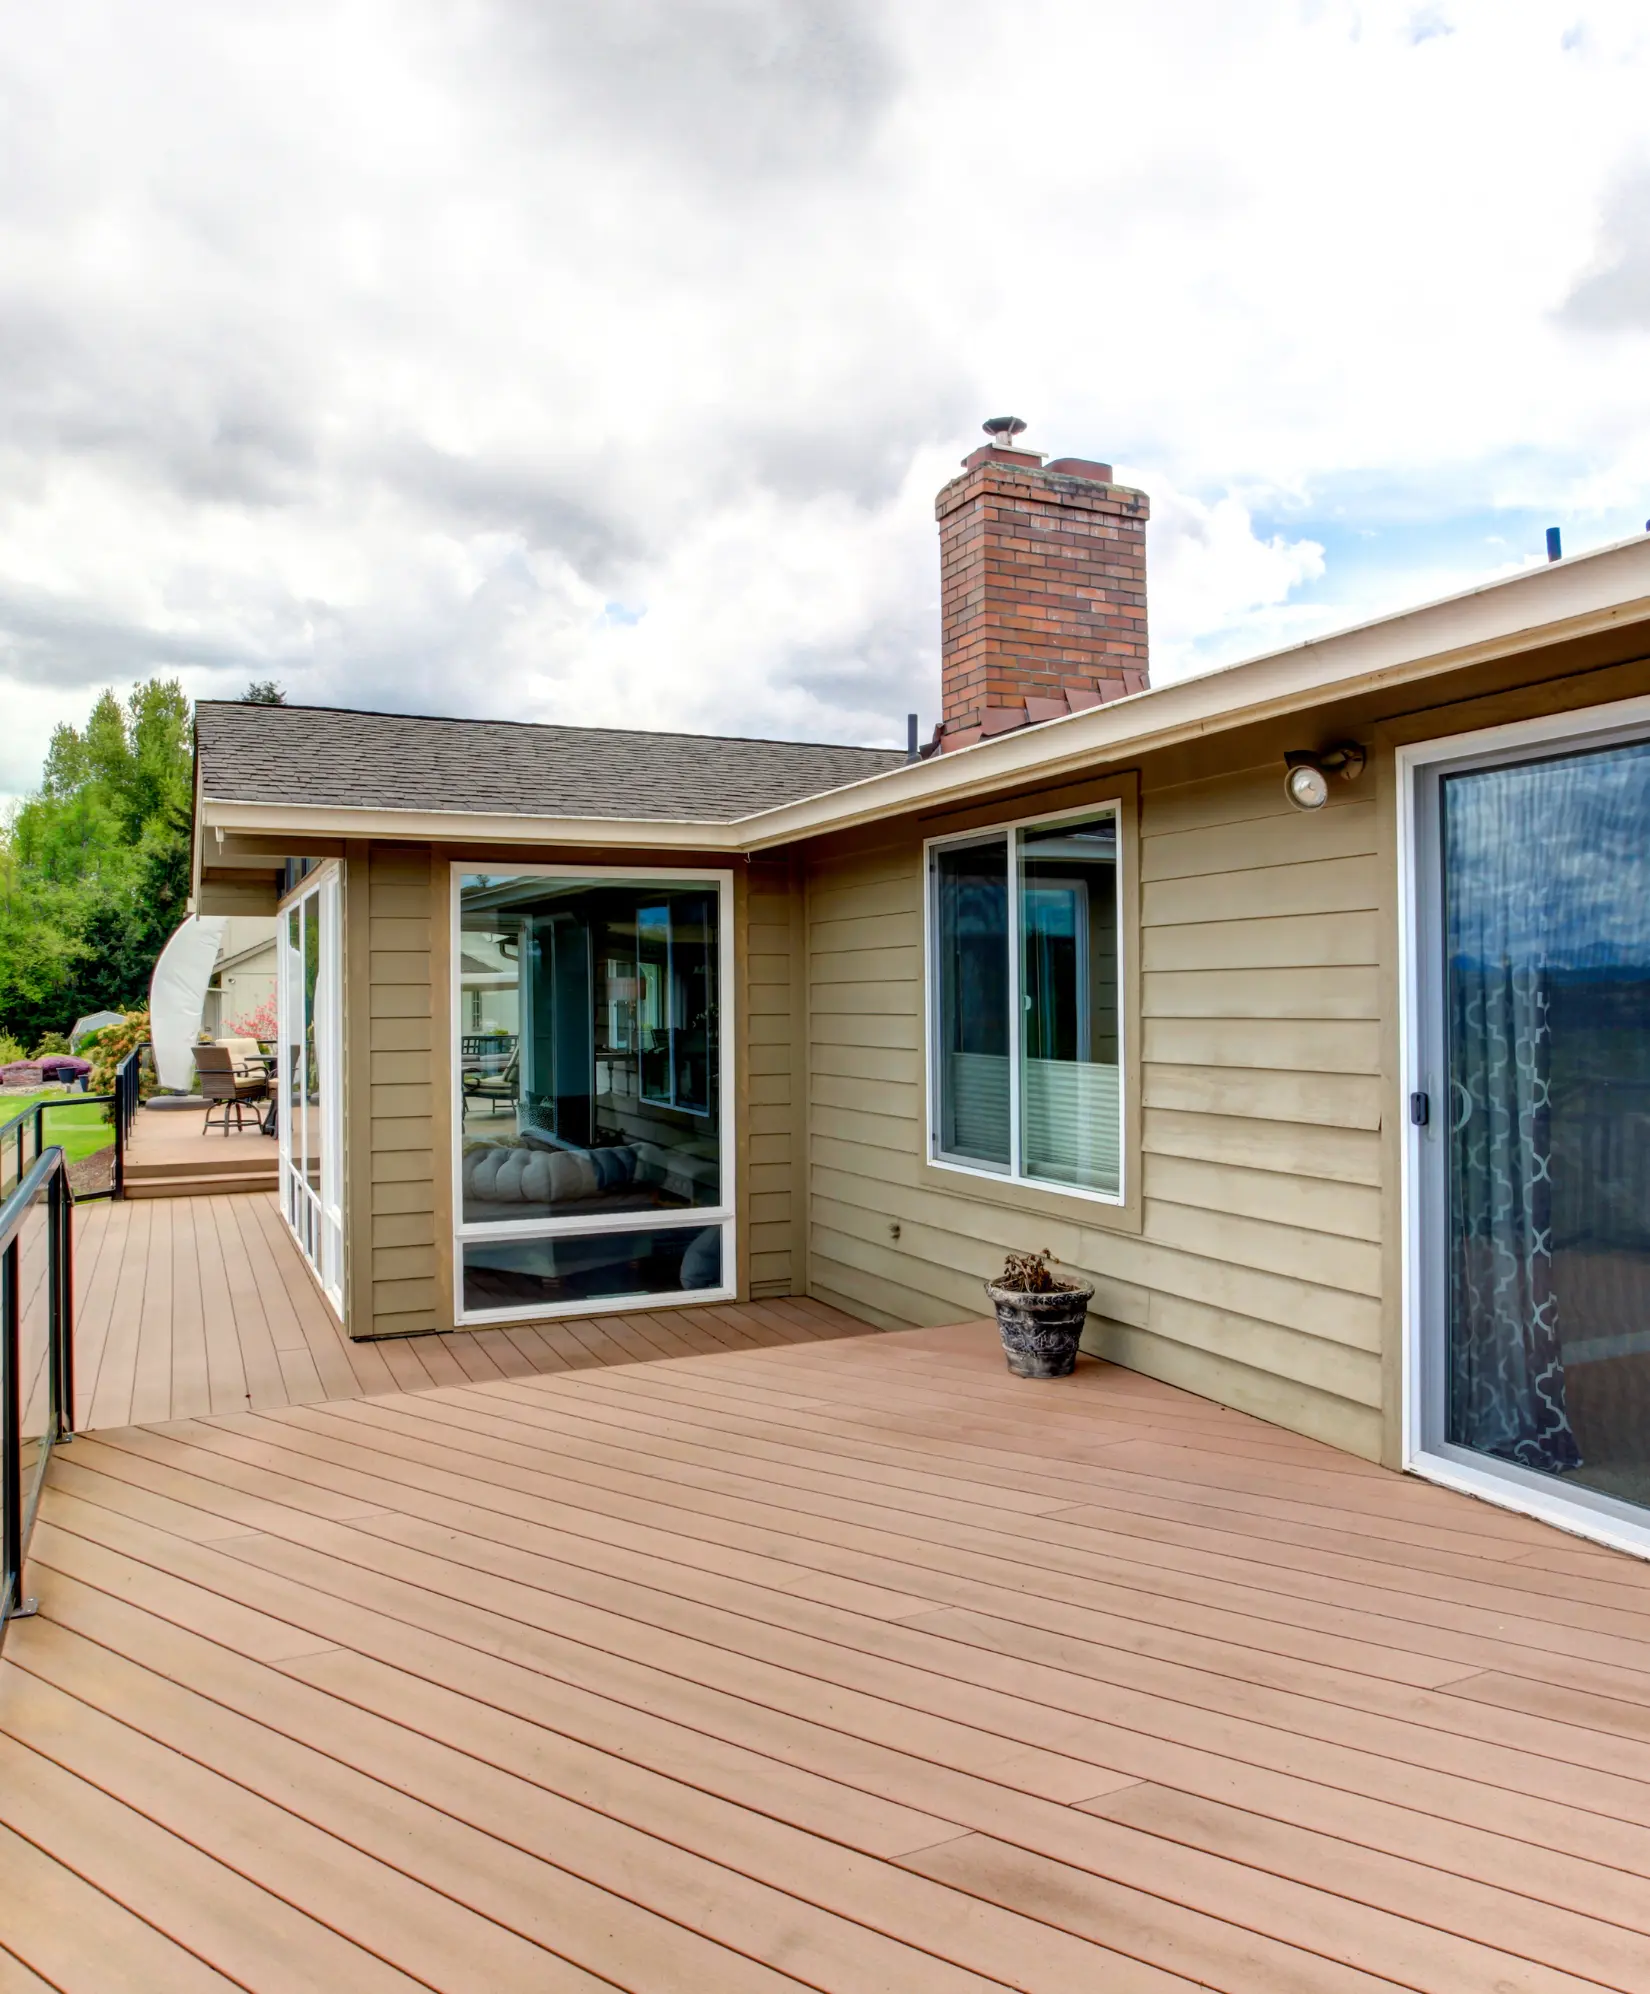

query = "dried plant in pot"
[985, 1250, 1095, 1380]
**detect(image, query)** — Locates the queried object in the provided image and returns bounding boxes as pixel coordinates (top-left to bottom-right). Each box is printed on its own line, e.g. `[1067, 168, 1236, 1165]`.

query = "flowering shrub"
[82, 1011, 151, 1097]
[228, 994, 279, 1043]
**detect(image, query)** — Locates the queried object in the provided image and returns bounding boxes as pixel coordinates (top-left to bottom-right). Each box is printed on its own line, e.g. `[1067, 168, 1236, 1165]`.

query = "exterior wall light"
[1283, 742, 1366, 812]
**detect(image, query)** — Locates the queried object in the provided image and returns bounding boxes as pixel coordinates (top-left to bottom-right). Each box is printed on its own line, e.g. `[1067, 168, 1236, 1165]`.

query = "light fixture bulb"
[1285, 763, 1330, 811]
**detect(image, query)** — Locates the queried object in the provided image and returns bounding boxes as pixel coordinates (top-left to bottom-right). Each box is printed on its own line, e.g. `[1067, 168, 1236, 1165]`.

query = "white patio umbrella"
[148, 915, 229, 1092]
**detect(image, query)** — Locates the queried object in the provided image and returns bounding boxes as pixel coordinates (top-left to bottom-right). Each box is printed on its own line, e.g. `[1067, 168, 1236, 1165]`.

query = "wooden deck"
[8, 1318, 1650, 1990]
[69, 1193, 875, 1432]
[122, 1104, 278, 1198]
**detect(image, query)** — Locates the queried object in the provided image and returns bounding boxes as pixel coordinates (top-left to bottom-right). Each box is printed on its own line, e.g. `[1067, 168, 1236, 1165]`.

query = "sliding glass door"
[453, 866, 734, 1322]
[277, 865, 343, 1312]
[1409, 711, 1650, 1546]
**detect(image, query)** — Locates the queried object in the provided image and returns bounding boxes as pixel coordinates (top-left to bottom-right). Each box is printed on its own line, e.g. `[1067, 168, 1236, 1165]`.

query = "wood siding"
[743, 858, 802, 1298]
[350, 844, 441, 1340]
[803, 766, 1383, 1461]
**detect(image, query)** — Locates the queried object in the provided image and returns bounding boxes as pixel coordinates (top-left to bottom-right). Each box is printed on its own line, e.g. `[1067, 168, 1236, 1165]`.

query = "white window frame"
[924, 799, 1126, 1207]
[276, 862, 344, 1316]
[1399, 689, 1650, 1562]
[450, 862, 736, 1325]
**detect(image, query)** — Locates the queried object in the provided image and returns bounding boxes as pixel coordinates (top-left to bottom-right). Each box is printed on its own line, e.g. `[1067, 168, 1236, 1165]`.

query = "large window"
[928, 806, 1123, 1200]
[278, 865, 343, 1311]
[453, 867, 733, 1322]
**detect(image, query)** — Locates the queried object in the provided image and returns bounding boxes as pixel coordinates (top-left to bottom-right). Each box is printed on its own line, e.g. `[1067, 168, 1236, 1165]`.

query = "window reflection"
[458, 877, 722, 1227]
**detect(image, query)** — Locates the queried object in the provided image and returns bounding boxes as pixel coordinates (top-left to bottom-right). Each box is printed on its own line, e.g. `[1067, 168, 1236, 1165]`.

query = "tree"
[0, 679, 195, 1045]
[241, 681, 286, 704]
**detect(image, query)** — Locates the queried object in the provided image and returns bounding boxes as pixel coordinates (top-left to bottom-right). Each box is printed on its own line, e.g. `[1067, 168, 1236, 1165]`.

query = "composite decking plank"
[0, 1728, 428, 1993]
[149, 1395, 1650, 1734]
[496, 1321, 573, 1373]
[499, 1358, 1537, 1568]
[29, 1308, 1650, 1992]
[216, 1406, 1650, 1829]
[406, 1335, 471, 1389]
[0, 1813, 242, 1993]
[191, 1194, 255, 1417]
[78, 1416, 1650, 1876]
[31, 1472, 1644, 1994]
[463, 1327, 543, 1380]
[38, 1468, 1650, 1946]
[0, 1644, 609, 1994]
[366, 1373, 1642, 1627]
[238, 1195, 365, 1402]
[608, 1312, 700, 1361]
[273, 1390, 1650, 1697]
[126, 1199, 176, 1428]
[2, 1617, 711, 1994]
[369, 1333, 439, 1395]
[436, 1331, 506, 1383]
[556, 1354, 1568, 1548]
[16, 1546, 1126, 1993]
[201, 1197, 291, 1413]
[85, 1199, 152, 1432]
[164, 1202, 212, 1422]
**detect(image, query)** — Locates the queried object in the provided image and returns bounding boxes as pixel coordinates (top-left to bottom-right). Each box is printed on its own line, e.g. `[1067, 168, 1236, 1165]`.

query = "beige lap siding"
[360, 844, 441, 1337]
[803, 765, 1383, 1460]
[743, 859, 801, 1299]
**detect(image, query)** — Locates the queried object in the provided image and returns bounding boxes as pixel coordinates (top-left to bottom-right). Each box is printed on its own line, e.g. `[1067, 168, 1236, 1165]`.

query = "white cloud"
[1, 0, 1648, 799]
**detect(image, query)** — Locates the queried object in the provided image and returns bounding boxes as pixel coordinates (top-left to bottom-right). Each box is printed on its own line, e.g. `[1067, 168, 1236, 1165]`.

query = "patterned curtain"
[1448, 958, 1581, 1472]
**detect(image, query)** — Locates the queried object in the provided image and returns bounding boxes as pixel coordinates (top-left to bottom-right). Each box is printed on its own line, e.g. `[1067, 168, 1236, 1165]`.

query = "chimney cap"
[982, 416, 1027, 443]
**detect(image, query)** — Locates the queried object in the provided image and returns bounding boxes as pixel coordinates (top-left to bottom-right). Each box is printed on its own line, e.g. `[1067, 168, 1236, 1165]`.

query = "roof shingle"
[196, 702, 907, 822]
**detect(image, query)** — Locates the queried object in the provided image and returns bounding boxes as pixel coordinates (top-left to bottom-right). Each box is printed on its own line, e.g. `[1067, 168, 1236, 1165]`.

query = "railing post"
[0, 1233, 32, 1624]
[49, 1170, 74, 1444]
[114, 1068, 126, 1199]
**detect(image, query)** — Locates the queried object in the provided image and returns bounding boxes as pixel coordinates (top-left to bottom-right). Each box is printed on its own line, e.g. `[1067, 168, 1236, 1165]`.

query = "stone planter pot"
[985, 1277, 1095, 1379]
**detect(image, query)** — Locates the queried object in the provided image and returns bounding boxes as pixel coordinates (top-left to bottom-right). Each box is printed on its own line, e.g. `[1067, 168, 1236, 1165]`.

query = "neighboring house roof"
[195, 702, 908, 822]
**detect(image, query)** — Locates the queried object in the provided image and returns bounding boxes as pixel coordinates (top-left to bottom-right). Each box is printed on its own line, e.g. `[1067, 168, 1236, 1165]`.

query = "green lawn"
[0, 1089, 113, 1166]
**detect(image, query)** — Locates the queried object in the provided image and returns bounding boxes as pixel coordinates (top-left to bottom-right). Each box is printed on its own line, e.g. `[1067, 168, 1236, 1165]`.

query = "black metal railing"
[1, 1143, 75, 1645]
[109, 1043, 146, 1198]
[0, 1042, 149, 1206]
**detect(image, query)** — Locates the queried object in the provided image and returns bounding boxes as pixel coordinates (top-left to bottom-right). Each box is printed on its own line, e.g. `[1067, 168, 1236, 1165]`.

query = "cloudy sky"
[2, 0, 1648, 803]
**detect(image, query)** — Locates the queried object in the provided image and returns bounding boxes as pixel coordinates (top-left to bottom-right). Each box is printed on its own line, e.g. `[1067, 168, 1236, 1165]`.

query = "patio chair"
[461, 1043, 520, 1123]
[193, 1042, 271, 1135]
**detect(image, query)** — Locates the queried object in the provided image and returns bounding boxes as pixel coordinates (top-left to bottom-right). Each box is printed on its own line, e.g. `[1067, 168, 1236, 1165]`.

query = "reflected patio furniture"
[193, 1042, 271, 1135]
[461, 1044, 519, 1122]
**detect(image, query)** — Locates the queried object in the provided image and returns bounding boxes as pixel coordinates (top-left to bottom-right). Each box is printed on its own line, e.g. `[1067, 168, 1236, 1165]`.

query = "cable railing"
[1, 1141, 75, 1646]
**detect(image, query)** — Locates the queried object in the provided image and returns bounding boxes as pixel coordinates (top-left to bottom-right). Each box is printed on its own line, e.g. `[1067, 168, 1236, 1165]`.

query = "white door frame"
[1398, 689, 1650, 1560]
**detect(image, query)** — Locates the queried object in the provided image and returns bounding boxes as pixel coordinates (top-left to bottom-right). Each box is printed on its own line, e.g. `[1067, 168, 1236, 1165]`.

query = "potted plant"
[986, 1249, 1094, 1379]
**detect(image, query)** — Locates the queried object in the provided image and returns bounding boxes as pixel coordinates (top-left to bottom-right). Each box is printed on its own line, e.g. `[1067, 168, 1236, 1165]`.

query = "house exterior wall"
[797, 634, 1650, 1469]
[800, 763, 1385, 1461]
[339, 840, 798, 1340]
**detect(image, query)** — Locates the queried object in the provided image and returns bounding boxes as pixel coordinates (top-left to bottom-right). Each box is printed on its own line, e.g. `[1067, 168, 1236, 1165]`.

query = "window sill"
[921, 1153, 1142, 1235]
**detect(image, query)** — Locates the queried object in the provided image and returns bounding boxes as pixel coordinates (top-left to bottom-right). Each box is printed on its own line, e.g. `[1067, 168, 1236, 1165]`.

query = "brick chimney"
[932, 423, 1149, 751]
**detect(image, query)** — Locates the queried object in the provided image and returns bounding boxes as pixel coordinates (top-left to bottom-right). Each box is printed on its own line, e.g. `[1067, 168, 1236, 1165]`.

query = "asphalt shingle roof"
[195, 701, 907, 822]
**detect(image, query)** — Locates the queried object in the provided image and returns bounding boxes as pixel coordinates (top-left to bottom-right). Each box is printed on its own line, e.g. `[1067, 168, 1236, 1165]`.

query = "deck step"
[124, 1170, 276, 1199]
[125, 1148, 277, 1180]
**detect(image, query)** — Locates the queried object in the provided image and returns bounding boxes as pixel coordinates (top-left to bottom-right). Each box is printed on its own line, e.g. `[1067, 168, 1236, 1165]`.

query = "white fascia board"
[742, 532, 1650, 848]
[198, 799, 743, 850]
[200, 532, 1650, 858]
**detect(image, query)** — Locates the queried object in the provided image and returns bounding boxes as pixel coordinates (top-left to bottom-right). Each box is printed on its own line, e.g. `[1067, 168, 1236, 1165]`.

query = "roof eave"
[197, 533, 1650, 858]
[197, 797, 744, 851]
[740, 531, 1650, 849]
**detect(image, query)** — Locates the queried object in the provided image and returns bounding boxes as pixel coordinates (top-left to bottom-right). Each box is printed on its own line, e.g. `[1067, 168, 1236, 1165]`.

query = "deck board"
[68, 1193, 868, 1429]
[9, 1320, 1650, 1986]
[12, 1222, 1650, 1992]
